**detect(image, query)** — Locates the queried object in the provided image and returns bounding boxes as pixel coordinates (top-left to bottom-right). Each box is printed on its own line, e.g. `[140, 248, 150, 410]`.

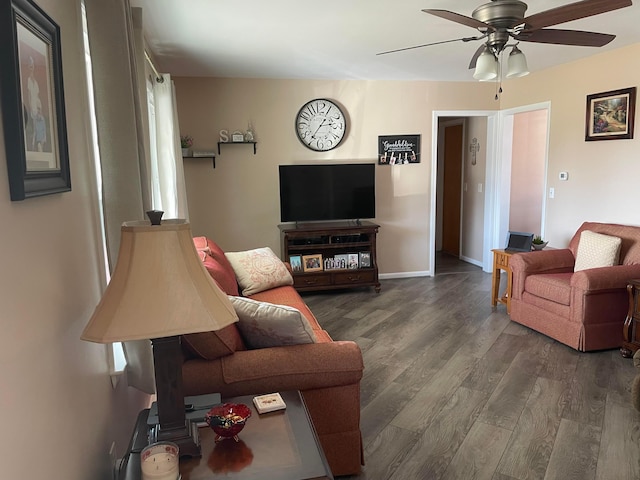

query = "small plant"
[533, 235, 545, 245]
[180, 135, 193, 149]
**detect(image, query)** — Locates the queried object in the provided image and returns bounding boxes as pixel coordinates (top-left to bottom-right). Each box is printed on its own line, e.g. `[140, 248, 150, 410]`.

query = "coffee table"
[118, 390, 332, 480]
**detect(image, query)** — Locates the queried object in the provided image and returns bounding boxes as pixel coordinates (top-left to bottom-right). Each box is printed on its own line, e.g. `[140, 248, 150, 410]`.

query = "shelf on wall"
[183, 155, 216, 169]
[217, 141, 257, 155]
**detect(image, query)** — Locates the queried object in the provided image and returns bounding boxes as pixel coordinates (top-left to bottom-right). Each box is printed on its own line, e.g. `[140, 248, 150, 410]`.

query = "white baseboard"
[379, 271, 432, 280]
[459, 255, 483, 268]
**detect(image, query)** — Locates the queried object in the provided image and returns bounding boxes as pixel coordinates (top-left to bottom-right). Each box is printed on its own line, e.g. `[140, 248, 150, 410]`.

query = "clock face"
[295, 99, 347, 151]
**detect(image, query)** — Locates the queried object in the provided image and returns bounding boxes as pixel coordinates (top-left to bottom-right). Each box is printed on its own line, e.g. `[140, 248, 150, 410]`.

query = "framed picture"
[232, 131, 245, 142]
[585, 87, 636, 141]
[359, 251, 371, 268]
[334, 254, 348, 269]
[347, 253, 359, 269]
[378, 134, 421, 165]
[0, 0, 71, 200]
[302, 254, 323, 272]
[289, 255, 302, 273]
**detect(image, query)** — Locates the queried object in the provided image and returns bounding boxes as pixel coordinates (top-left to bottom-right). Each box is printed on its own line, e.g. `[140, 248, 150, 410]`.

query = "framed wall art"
[0, 0, 71, 200]
[378, 134, 421, 165]
[585, 87, 636, 141]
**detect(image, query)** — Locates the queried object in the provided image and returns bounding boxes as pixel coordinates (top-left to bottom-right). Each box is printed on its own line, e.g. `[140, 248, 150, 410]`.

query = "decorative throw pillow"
[230, 296, 317, 349]
[225, 247, 293, 296]
[574, 230, 622, 272]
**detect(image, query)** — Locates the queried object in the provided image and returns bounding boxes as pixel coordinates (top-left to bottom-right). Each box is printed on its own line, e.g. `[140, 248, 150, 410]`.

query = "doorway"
[430, 104, 551, 277]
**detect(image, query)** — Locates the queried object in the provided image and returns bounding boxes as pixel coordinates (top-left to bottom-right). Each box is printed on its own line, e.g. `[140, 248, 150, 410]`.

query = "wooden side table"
[491, 249, 515, 314]
[622, 279, 640, 358]
[118, 391, 333, 480]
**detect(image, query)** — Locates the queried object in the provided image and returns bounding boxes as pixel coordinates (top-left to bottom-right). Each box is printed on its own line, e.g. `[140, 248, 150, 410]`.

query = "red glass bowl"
[205, 403, 252, 442]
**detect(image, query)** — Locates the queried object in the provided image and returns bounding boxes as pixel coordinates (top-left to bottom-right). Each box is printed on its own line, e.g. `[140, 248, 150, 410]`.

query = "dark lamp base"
[150, 419, 201, 457]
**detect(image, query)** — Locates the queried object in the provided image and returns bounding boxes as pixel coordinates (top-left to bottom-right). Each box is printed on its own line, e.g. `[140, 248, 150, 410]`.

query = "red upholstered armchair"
[509, 222, 640, 351]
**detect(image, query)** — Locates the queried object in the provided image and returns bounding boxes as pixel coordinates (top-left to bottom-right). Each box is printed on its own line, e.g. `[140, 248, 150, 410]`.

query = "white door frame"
[431, 110, 498, 275]
[497, 102, 552, 249]
[430, 102, 551, 276]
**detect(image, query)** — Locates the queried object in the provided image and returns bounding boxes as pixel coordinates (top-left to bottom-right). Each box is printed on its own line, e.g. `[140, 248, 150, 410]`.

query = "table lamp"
[81, 211, 238, 457]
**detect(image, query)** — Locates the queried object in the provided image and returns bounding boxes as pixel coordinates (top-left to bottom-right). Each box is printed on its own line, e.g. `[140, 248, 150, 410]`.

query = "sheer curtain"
[147, 73, 189, 219]
[84, 1, 188, 394]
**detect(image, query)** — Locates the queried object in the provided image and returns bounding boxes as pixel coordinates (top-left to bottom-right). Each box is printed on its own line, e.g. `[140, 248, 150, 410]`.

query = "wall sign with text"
[378, 135, 421, 165]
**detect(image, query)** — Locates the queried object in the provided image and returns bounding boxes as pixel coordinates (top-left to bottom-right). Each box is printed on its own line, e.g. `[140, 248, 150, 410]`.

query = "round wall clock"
[295, 98, 347, 151]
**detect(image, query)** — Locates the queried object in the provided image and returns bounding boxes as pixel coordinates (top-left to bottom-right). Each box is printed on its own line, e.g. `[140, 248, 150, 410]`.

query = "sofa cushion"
[182, 324, 246, 360]
[525, 273, 573, 306]
[574, 230, 622, 272]
[193, 237, 239, 296]
[230, 296, 317, 348]
[225, 247, 293, 296]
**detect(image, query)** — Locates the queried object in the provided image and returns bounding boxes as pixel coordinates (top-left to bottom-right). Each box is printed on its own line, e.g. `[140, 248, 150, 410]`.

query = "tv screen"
[279, 163, 376, 222]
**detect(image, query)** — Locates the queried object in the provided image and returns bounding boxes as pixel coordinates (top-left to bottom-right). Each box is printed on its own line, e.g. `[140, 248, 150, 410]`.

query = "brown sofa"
[180, 237, 364, 476]
[510, 222, 640, 351]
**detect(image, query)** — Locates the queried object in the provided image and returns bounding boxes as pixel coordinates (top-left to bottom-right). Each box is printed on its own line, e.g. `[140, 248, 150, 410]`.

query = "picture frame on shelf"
[585, 87, 636, 141]
[0, 0, 71, 201]
[359, 251, 371, 268]
[334, 254, 348, 269]
[302, 254, 323, 272]
[347, 253, 359, 269]
[289, 255, 302, 273]
[232, 131, 245, 142]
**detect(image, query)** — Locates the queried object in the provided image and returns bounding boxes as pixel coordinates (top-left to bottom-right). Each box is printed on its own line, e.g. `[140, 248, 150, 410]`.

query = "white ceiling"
[131, 0, 640, 82]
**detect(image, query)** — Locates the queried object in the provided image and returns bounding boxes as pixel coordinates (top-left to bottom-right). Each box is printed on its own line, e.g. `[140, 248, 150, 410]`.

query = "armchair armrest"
[183, 341, 363, 398]
[571, 264, 640, 292]
[510, 249, 575, 299]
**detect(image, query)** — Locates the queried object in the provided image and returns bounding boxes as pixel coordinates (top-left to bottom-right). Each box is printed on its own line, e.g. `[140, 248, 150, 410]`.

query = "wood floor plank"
[359, 423, 422, 480]
[390, 386, 490, 479]
[441, 421, 512, 480]
[543, 418, 600, 480]
[495, 377, 567, 480]
[461, 311, 512, 359]
[560, 352, 611, 427]
[595, 399, 640, 480]
[390, 354, 478, 433]
[477, 352, 541, 430]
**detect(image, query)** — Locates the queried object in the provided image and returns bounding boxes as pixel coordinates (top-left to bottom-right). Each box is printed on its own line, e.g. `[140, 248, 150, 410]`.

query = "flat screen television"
[279, 163, 376, 222]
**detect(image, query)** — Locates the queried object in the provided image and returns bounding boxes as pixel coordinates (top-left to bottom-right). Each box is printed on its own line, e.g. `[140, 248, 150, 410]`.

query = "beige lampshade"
[82, 219, 238, 343]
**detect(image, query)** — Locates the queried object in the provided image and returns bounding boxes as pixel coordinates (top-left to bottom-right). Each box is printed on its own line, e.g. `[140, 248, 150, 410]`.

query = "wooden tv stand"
[278, 221, 381, 293]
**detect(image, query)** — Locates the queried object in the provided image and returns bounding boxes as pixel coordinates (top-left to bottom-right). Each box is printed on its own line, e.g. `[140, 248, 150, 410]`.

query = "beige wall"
[0, 1, 147, 478]
[461, 116, 487, 263]
[501, 43, 640, 246]
[175, 78, 497, 275]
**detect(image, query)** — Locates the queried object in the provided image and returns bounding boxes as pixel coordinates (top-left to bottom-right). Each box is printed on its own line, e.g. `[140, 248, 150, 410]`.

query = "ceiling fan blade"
[516, 29, 616, 47]
[522, 0, 632, 30]
[422, 9, 495, 31]
[468, 44, 486, 69]
[376, 36, 483, 56]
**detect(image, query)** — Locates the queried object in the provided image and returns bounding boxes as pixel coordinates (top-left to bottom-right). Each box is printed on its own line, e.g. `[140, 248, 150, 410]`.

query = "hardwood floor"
[303, 256, 640, 480]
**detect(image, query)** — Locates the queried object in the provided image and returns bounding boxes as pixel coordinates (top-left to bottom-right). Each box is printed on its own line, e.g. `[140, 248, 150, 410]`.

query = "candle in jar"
[141, 442, 179, 480]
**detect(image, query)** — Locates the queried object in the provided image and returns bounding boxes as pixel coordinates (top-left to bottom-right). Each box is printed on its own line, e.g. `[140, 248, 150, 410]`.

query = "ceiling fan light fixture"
[506, 45, 529, 78]
[473, 46, 498, 81]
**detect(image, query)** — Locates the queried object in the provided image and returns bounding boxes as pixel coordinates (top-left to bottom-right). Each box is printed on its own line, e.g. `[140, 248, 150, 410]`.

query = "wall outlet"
[559, 171, 568, 181]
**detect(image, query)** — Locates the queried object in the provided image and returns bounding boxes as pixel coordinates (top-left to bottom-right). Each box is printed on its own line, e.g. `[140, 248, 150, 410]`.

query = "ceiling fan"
[378, 0, 632, 79]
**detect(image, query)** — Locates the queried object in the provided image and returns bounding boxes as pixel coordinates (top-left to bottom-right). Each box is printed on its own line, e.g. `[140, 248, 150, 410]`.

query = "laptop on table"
[505, 231, 534, 252]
